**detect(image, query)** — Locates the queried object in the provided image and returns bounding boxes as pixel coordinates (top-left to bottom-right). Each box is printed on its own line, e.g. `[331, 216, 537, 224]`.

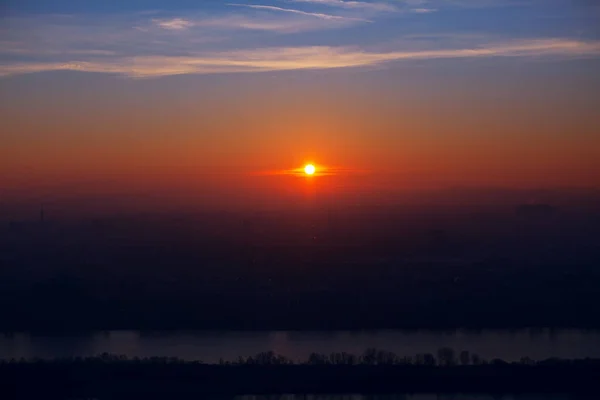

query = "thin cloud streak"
[403, 0, 533, 9]
[2, 39, 599, 78]
[227, 3, 372, 21]
[289, 0, 397, 12]
[153, 18, 194, 30]
[411, 8, 438, 13]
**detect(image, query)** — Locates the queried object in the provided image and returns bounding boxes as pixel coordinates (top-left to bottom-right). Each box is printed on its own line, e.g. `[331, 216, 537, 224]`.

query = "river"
[236, 396, 573, 400]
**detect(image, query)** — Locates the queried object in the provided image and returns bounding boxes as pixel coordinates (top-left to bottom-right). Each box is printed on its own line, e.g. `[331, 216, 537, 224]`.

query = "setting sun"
[304, 164, 316, 175]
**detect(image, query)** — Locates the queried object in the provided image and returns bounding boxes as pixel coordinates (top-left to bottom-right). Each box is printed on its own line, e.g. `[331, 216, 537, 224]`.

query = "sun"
[304, 164, 316, 175]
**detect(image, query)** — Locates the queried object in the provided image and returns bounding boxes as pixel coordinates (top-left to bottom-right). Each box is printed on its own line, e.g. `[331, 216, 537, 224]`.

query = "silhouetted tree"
[308, 352, 327, 365]
[460, 350, 470, 366]
[437, 347, 456, 366]
[376, 350, 399, 365]
[520, 356, 535, 366]
[423, 353, 436, 367]
[255, 351, 280, 365]
[343, 352, 357, 365]
[329, 352, 341, 365]
[414, 354, 425, 365]
[400, 356, 412, 365]
[362, 348, 378, 365]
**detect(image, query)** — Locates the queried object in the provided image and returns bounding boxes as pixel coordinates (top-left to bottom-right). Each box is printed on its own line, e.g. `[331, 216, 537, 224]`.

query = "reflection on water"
[2, 329, 600, 363]
[235, 395, 571, 400]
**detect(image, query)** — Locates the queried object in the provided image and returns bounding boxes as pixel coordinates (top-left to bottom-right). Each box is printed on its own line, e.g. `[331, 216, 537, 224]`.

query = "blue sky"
[1, 0, 599, 77]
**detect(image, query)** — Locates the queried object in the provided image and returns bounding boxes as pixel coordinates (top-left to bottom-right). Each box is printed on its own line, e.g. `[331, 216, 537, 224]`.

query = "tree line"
[2, 347, 598, 367]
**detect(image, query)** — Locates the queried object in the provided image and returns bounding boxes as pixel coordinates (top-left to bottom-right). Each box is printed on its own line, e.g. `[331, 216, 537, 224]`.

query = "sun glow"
[304, 164, 316, 175]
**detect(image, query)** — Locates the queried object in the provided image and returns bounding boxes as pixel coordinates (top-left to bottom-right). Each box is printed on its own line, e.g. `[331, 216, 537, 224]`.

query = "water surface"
[235, 395, 572, 400]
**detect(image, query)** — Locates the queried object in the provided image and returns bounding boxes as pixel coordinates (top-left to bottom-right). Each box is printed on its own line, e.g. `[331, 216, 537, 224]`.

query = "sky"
[1, 0, 599, 214]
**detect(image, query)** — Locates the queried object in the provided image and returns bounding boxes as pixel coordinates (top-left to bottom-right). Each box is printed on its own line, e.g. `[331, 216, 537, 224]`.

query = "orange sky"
[1, 62, 599, 212]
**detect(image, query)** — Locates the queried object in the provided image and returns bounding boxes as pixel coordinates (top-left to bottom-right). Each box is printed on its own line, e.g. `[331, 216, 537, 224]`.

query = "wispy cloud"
[289, 0, 397, 12]
[2, 2, 598, 80]
[401, 0, 532, 9]
[227, 3, 372, 21]
[153, 18, 194, 30]
[2, 39, 598, 78]
[196, 14, 356, 32]
[0, 10, 363, 60]
[411, 8, 438, 13]
[285, 0, 515, 15]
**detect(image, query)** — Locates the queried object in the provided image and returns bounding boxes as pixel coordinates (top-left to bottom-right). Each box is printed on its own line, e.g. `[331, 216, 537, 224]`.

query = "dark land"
[1, 189, 600, 331]
[3, 351, 600, 398]
[2, 191, 600, 398]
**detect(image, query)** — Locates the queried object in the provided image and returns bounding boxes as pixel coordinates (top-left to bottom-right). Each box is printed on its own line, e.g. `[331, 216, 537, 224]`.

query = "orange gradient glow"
[1, 70, 599, 216]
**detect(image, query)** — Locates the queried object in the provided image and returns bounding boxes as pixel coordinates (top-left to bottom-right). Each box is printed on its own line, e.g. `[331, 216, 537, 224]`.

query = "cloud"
[401, 0, 532, 9]
[153, 18, 194, 30]
[411, 8, 438, 13]
[227, 3, 372, 21]
[199, 14, 354, 32]
[289, 0, 397, 12]
[0, 10, 363, 61]
[0, 43, 117, 56]
[2, 39, 598, 78]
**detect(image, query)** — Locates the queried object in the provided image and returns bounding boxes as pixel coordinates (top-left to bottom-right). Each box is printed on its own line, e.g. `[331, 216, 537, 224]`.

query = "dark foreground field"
[3, 355, 600, 398]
